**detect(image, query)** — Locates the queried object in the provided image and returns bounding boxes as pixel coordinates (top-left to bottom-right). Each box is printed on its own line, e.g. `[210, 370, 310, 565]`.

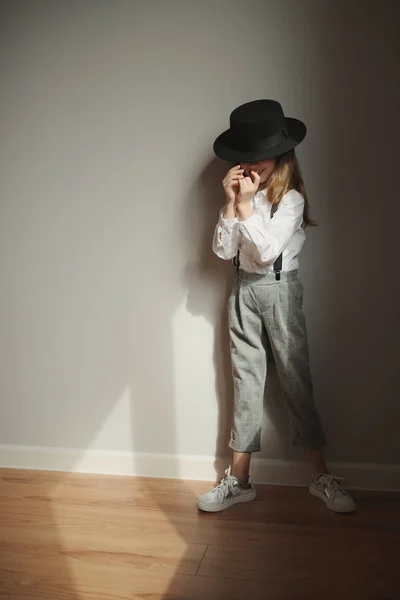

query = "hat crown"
[230, 100, 287, 143]
[212, 98, 306, 162]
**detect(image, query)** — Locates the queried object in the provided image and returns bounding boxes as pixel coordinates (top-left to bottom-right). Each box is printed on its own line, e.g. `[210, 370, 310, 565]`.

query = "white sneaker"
[310, 473, 356, 513]
[198, 467, 256, 513]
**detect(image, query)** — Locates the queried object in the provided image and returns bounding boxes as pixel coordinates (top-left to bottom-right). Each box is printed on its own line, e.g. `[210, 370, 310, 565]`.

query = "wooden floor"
[0, 469, 399, 600]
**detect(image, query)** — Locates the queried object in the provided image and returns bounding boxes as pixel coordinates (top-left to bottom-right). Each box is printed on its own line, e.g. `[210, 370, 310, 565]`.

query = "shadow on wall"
[183, 158, 233, 478]
[308, 0, 400, 463]
[182, 0, 400, 471]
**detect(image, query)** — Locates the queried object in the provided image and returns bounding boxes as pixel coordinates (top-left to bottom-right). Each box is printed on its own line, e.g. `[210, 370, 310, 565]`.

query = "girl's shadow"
[183, 158, 294, 481]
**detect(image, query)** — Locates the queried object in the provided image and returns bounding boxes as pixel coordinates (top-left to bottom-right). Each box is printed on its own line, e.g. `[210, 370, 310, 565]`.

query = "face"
[241, 158, 276, 186]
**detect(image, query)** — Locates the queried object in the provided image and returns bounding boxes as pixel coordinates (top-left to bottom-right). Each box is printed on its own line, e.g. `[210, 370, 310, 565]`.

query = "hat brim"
[213, 117, 306, 162]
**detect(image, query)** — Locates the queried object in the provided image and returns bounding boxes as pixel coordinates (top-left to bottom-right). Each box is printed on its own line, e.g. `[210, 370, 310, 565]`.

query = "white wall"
[1, 0, 399, 481]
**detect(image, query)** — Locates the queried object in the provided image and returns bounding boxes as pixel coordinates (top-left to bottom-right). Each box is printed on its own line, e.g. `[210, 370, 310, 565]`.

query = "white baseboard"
[0, 444, 399, 491]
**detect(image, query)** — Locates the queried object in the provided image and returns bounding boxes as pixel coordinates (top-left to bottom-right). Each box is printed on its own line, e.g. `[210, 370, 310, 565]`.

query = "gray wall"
[1, 0, 399, 467]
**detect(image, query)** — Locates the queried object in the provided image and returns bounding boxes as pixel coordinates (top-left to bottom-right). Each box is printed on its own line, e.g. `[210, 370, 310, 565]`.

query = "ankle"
[231, 451, 251, 485]
[307, 449, 328, 478]
[231, 471, 249, 485]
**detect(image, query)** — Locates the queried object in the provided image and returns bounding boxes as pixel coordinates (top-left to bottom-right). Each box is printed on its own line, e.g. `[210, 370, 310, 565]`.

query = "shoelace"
[211, 476, 237, 500]
[317, 474, 346, 499]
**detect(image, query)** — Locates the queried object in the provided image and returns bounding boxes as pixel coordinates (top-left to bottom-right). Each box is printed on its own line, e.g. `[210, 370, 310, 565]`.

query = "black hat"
[213, 99, 306, 162]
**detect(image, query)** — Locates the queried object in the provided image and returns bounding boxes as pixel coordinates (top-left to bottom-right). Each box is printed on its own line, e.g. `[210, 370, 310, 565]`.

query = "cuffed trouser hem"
[229, 437, 261, 454]
[229, 435, 326, 454]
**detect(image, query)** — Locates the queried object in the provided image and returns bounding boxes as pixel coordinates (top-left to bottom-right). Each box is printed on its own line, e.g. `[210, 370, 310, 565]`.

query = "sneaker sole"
[309, 486, 356, 513]
[198, 489, 256, 513]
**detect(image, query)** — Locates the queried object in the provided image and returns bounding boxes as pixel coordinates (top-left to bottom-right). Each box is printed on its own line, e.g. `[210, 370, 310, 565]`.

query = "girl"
[198, 99, 355, 514]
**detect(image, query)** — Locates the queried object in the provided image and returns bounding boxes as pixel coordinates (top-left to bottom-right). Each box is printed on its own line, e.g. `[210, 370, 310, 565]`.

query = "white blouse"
[212, 188, 306, 274]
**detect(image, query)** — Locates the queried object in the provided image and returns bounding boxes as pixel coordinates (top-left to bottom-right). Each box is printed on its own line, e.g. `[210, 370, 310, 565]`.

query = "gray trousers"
[228, 269, 326, 453]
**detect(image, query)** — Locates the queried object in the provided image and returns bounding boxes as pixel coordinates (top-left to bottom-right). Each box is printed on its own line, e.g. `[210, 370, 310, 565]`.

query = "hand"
[236, 171, 260, 207]
[222, 165, 244, 204]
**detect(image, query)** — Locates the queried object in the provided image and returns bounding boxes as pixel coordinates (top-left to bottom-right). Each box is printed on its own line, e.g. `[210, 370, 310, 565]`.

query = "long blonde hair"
[267, 149, 316, 227]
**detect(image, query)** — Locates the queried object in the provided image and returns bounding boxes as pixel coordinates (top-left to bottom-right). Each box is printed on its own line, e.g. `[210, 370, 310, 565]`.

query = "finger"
[228, 165, 243, 174]
[242, 177, 253, 187]
[224, 169, 243, 180]
[251, 171, 261, 185]
[225, 174, 243, 186]
[239, 178, 249, 191]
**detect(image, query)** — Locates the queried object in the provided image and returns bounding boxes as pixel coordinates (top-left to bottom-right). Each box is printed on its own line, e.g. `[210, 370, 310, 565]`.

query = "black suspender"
[273, 251, 282, 281]
[233, 202, 282, 281]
